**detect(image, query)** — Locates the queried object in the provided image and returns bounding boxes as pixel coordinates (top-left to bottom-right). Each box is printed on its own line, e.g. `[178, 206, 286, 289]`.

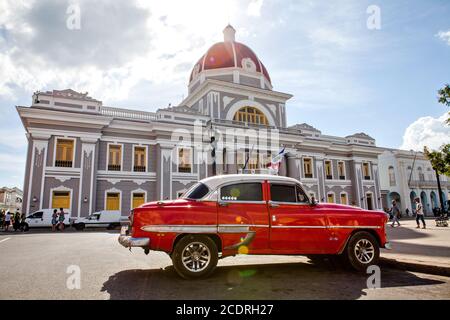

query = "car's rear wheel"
[344, 231, 379, 271]
[172, 235, 218, 279]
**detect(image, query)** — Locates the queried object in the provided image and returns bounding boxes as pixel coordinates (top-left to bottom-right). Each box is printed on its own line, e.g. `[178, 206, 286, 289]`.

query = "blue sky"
[0, 0, 449, 188]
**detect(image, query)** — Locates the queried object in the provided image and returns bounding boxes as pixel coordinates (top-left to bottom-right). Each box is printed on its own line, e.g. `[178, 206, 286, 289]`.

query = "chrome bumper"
[384, 242, 392, 250]
[118, 226, 150, 248]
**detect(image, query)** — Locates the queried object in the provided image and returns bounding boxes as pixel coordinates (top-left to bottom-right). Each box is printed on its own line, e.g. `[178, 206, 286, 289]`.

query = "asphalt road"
[0, 230, 449, 300]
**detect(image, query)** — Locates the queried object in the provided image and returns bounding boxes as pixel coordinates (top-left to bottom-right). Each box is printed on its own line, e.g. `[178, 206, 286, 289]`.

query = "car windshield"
[181, 182, 210, 200]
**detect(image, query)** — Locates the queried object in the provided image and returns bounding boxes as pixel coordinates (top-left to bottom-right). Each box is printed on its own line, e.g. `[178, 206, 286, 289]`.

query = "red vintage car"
[119, 174, 390, 279]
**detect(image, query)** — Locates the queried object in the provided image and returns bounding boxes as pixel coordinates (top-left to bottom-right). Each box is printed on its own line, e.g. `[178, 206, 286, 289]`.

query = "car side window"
[271, 184, 297, 202]
[296, 185, 309, 203]
[33, 212, 43, 219]
[220, 183, 263, 201]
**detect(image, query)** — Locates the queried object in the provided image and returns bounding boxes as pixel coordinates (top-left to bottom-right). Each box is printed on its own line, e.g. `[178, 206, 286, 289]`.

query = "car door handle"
[269, 202, 279, 208]
[272, 215, 277, 222]
[218, 202, 229, 207]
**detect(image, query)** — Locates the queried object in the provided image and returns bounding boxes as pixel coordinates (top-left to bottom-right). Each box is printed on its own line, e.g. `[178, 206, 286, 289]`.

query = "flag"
[268, 147, 286, 175]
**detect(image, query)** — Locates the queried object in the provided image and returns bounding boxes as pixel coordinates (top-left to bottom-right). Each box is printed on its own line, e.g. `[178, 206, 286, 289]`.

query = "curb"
[380, 257, 450, 277]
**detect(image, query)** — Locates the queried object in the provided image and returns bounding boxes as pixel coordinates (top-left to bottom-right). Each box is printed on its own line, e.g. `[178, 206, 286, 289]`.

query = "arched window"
[233, 106, 268, 125]
[388, 166, 396, 186]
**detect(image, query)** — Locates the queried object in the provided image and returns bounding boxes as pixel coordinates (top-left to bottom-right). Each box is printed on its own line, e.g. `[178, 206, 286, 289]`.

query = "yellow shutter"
[132, 193, 145, 209]
[52, 191, 70, 209]
[340, 194, 348, 205]
[327, 194, 334, 203]
[106, 193, 120, 210]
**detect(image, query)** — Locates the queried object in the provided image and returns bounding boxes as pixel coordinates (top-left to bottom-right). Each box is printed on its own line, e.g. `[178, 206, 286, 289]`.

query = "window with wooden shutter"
[55, 139, 74, 167]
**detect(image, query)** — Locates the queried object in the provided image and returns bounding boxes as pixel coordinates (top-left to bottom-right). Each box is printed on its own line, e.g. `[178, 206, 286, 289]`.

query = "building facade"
[0, 187, 23, 212]
[17, 25, 385, 217]
[378, 149, 449, 216]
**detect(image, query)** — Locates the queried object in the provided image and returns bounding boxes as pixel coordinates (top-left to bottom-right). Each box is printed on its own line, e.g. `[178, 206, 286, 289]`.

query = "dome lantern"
[223, 24, 236, 42]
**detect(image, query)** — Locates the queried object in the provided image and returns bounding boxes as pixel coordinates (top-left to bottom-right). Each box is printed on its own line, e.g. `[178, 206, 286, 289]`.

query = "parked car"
[23, 209, 71, 231]
[119, 174, 390, 279]
[72, 210, 124, 230]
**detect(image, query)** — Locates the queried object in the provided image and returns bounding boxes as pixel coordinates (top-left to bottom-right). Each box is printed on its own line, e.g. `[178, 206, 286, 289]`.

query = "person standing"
[13, 210, 21, 231]
[390, 200, 401, 227]
[51, 209, 58, 232]
[415, 198, 426, 229]
[58, 208, 66, 231]
[4, 210, 11, 231]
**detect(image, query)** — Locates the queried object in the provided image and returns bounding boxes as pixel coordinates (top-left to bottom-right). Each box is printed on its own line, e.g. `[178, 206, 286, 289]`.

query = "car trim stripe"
[141, 224, 380, 233]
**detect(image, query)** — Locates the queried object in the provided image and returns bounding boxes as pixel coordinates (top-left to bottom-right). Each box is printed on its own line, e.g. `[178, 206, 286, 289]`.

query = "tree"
[438, 84, 450, 124]
[424, 144, 450, 211]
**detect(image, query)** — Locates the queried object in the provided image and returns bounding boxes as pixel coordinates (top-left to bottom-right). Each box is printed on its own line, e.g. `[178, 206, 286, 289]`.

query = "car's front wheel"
[344, 231, 380, 271]
[172, 235, 218, 279]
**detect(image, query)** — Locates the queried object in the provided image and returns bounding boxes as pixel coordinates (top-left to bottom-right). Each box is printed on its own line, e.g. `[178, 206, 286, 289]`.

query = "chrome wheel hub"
[354, 239, 375, 264]
[181, 242, 211, 272]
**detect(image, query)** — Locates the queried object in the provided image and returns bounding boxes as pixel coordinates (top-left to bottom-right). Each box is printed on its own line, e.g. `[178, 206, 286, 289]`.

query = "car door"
[29, 211, 43, 227]
[217, 181, 269, 251]
[268, 183, 330, 254]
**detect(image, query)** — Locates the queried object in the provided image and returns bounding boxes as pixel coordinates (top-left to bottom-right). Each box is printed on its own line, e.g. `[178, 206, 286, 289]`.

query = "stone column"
[316, 157, 326, 202]
[156, 144, 173, 200]
[78, 139, 97, 217]
[26, 135, 50, 213]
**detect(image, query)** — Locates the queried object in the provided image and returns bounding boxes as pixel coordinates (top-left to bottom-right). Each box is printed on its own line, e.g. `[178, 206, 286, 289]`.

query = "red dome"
[189, 39, 271, 85]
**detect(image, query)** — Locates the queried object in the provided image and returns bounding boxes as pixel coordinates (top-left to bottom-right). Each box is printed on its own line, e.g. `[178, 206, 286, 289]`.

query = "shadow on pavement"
[386, 225, 431, 241]
[101, 261, 445, 300]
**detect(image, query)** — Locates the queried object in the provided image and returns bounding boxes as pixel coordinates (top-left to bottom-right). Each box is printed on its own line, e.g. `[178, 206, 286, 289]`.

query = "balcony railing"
[108, 164, 121, 171]
[178, 166, 192, 173]
[101, 106, 157, 122]
[304, 173, 313, 178]
[326, 175, 333, 180]
[55, 160, 73, 168]
[133, 166, 146, 172]
[364, 176, 371, 180]
[339, 176, 346, 180]
[409, 179, 449, 188]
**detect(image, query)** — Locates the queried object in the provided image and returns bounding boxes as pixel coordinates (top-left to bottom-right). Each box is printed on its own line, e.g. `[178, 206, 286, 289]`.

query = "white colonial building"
[0, 187, 23, 212]
[378, 149, 449, 216]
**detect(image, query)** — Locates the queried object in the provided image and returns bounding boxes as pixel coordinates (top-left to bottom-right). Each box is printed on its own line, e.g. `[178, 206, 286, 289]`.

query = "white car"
[23, 209, 71, 231]
[72, 210, 124, 230]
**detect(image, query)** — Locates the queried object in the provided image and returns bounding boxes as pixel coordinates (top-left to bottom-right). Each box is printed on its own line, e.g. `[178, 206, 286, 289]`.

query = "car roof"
[200, 174, 302, 190]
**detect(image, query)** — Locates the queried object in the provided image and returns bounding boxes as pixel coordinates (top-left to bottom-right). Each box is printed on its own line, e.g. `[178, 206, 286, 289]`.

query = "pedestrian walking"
[20, 212, 26, 232]
[390, 200, 401, 227]
[415, 198, 426, 229]
[58, 208, 66, 231]
[51, 209, 58, 232]
[4, 210, 11, 231]
[13, 210, 21, 231]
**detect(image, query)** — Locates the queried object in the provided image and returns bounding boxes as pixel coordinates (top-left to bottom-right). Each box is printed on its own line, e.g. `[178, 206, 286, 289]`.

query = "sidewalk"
[381, 218, 450, 276]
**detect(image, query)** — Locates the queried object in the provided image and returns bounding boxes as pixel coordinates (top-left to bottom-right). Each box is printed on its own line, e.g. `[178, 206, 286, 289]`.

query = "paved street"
[382, 218, 450, 270]
[0, 225, 449, 300]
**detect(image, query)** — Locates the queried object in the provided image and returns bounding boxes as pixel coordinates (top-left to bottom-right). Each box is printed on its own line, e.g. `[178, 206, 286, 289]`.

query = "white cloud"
[400, 112, 450, 151]
[0, 0, 242, 103]
[437, 30, 450, 45]
[247, 0, 264, 17]
[0, 153, 25, 188]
